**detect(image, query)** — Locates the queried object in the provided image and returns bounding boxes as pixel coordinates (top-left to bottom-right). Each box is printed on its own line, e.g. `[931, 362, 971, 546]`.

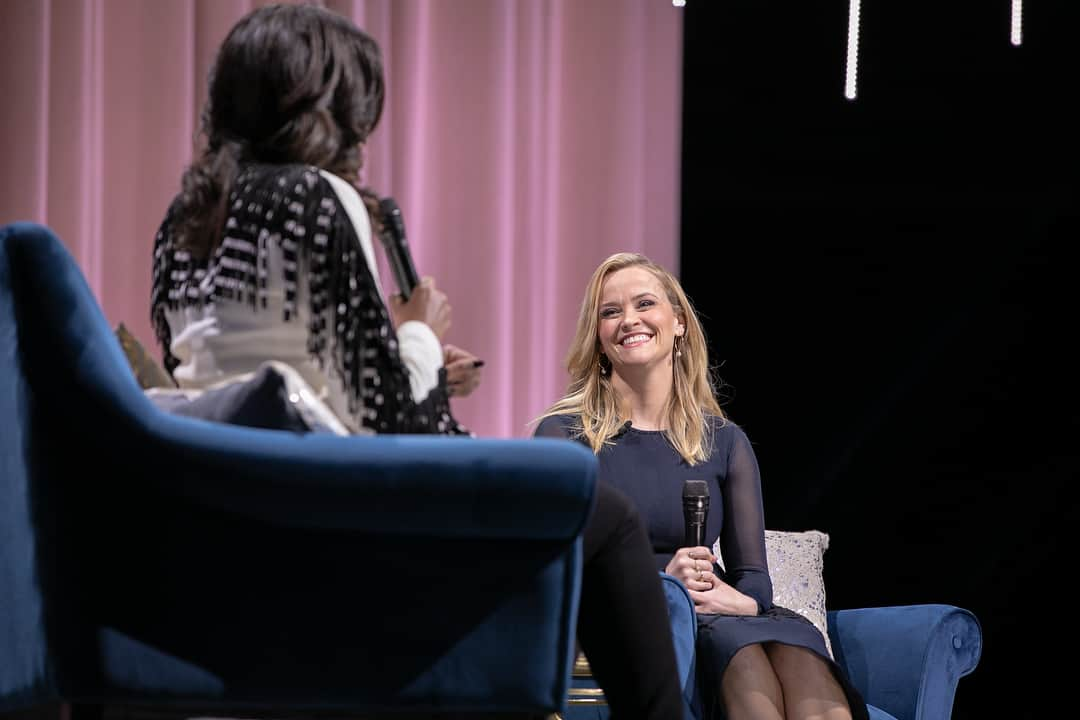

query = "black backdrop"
[680, 3, 1078, 719]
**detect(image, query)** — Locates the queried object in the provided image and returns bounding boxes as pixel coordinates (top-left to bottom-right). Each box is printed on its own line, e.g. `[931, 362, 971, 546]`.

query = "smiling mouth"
[620, 334, 653, 348]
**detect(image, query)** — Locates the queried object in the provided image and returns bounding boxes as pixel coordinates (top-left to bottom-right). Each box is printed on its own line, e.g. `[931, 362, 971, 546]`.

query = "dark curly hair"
[174, 3, 385, 256]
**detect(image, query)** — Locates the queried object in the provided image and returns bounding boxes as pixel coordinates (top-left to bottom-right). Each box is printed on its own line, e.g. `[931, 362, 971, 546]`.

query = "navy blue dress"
[535, 414, 867, 720]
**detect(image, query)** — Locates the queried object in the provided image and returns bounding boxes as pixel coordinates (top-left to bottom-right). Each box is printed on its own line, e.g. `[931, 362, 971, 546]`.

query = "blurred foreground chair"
[0, 221, 599, 720]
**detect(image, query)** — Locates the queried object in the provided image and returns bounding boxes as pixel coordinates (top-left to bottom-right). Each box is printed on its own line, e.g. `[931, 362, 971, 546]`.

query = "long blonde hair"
[536, 253, 725, 464]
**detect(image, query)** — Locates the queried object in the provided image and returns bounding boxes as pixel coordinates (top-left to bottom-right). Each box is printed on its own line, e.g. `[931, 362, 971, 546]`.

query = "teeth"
[621, 334, 651, 345]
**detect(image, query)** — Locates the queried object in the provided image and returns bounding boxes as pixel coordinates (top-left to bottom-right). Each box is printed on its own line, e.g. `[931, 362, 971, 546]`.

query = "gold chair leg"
[566, 651, 608, 707]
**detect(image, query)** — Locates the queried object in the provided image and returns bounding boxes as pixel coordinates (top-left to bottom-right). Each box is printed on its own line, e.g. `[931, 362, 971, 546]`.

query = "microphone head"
[682, 479, 709, 548]
[377, 196, 407, 242]
[683, 479, 709, 501]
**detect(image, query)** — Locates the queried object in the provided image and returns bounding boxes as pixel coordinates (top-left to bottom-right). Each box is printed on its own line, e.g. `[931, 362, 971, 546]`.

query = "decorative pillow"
[714, 529, 834, 659]
[115, 322, 176, 389]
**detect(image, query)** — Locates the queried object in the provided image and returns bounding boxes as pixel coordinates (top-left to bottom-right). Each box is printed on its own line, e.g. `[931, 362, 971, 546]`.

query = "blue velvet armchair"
[0, 221, 598, 719]
[566, 581, 982, 720]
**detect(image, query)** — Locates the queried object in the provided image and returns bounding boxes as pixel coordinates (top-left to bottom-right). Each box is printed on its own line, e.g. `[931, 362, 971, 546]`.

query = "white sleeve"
[395, 320, 443, 403]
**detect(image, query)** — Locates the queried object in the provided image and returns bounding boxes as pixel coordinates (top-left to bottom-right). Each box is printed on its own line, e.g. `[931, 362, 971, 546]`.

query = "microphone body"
[377, 197, 420, 299]
[682, 480, 710, 548]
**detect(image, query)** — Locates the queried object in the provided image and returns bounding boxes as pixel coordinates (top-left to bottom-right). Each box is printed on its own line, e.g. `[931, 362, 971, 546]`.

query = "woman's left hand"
[444, 344, 484, 397]
[666, 546, 717, 592]
[688, 580, 759, 616]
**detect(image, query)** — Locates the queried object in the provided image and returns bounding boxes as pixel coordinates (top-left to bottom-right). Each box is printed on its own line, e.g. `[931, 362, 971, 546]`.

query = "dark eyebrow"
[600, 292, 658, 308]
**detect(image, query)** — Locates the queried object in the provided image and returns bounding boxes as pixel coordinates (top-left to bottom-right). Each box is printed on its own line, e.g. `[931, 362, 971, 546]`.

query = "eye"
[599, 307, 620, 319]
[637, 298, 656, 309]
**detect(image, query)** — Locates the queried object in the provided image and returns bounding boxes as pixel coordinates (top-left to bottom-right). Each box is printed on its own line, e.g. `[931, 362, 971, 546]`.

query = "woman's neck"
[611, 367, 673, 431]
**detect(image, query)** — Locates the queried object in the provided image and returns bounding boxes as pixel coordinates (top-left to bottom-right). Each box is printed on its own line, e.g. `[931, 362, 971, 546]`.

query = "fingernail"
[472, 359, 485, 368]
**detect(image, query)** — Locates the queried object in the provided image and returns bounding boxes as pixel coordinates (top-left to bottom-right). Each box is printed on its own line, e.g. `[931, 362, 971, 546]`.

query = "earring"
[675, 336, 683, 359]
[598, 355, 607, 376]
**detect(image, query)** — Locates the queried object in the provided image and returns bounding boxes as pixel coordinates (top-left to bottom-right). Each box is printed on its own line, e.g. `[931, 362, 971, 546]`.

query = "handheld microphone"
[682, 480, 710, 548]
[377, 196, 420, 300]
[614, 420, 633, 438]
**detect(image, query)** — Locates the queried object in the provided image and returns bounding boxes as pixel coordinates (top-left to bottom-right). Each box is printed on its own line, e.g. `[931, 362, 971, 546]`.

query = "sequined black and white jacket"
[150, 163, 467, 436]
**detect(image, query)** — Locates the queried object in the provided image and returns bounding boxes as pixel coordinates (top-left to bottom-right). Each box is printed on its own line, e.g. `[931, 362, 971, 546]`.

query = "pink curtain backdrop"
[0, 0, 683, 438]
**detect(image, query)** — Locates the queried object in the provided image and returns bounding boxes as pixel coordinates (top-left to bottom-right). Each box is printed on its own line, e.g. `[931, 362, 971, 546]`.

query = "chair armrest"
[136, 411, 598, 540]
[827, 604, 982, 720]
[658, 572, 697, 704]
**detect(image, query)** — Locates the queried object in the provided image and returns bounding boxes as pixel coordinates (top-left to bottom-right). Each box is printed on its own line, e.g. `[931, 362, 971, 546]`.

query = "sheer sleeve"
[533, 415, 577, 440]
[718, 425, 772, 612]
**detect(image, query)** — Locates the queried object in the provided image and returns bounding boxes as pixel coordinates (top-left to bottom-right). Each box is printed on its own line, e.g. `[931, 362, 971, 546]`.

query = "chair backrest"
[2, 222, 153, 711]
[0, 222, 101, 710]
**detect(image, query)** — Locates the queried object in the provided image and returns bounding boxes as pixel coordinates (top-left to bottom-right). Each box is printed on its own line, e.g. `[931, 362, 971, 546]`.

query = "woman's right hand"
[389, 276, 451, 339]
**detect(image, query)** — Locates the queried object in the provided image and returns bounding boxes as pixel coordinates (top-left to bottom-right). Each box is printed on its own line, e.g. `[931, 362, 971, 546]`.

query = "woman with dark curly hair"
[151, 3, 474, 435]
[149, 5, 685, 718]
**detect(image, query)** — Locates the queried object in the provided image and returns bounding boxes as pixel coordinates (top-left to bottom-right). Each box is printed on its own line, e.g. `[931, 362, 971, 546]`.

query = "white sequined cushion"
[714, 529, 834, 659]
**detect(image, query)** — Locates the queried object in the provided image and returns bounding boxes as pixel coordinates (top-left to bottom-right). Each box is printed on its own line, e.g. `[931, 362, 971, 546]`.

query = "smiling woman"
[537, 252, 720, 461]
[596, 265, 685, 386]
[534, 252, 869, 720]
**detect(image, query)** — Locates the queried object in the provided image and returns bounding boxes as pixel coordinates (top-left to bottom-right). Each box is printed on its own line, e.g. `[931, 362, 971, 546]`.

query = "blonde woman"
[535, 253, 866, 720]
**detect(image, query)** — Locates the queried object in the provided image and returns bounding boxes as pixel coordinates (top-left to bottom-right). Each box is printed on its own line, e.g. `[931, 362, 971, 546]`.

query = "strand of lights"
[844, 0, 862, 100]
[1011, 0, 1023, 46]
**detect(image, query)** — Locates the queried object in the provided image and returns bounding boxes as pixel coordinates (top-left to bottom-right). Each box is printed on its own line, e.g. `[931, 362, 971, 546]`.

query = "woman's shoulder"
[227, 164, 351, 234]
[236, 163, 335, 198]
[706, 413, 752, 451]
[707, 413, 742, 435]
[533, 413, 580, 439]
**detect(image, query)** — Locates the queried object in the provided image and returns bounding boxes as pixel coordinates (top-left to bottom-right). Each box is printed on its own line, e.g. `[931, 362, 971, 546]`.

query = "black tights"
[576, 482, 684, 720]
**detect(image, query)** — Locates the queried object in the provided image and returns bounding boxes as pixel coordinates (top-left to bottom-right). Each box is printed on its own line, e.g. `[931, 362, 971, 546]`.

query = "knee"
[765, 643, 839, 688]
[720, 644, 783, 707]
[765, 643, 823, 674]
[725, 643, 772, 678]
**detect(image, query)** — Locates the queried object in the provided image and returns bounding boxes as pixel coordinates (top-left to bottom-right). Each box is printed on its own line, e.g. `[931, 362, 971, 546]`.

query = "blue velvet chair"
[0, 220, 598, 719]
[564, 587, 983, 720]
[827, 604, 982, 720]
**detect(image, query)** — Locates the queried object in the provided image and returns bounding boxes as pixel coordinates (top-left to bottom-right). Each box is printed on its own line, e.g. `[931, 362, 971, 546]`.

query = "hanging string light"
[844, 0, 862, 100]
[1011, 0, 1023, 46]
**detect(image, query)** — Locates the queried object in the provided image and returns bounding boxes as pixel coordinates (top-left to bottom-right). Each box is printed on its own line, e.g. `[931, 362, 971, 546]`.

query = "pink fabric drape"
[0, 0, 683, 438]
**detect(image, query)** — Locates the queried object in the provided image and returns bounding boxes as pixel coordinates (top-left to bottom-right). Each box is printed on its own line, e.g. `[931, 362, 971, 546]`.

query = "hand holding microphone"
[378, 196, 485, 385]
[378, 196, 451, 339]
[387, 277, 451, 339]
[665, 479, 716, 591]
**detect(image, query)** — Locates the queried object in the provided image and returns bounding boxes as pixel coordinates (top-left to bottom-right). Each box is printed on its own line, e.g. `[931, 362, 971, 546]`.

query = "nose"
[620, 308, 640, 330]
